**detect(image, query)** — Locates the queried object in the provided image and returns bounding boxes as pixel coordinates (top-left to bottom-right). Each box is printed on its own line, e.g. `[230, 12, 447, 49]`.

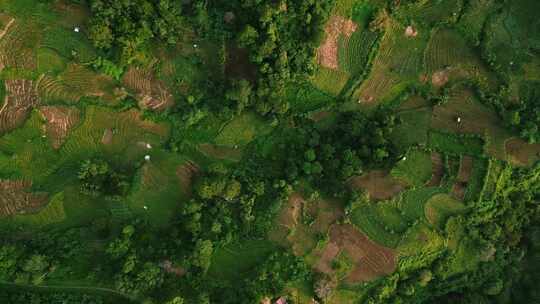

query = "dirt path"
[0, 281, 138, 303]
[426, 152, 443, 187]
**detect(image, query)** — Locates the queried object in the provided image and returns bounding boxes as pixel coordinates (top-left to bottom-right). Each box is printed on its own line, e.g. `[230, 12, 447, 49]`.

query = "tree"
[192, 240, 213, 273]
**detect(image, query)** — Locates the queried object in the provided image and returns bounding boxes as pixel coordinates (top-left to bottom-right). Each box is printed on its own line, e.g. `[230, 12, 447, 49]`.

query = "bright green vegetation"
[1, 0, 540, 303]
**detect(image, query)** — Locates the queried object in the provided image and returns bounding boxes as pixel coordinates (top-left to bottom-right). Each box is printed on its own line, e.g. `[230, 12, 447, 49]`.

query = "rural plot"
[0, 179, 48, 217]
[424, 194, 467, 229]
[0, 111, 59, 185]
[457, 0, 498, 45]
[60, 106, 169, 160]
[505, 137, 540, 167]
[39, 106, 80, 149]
[312, 15, 358, 96]
[396, 0, 463, 26]
[349, 170, 406, 201]
[391, 149, 432, 187]
[424, 28, 497, 91]
[0, 79, 40, 135]
[314, 224, 397, 284]
[123, 64, 174, 111]
[37, 63, 117, 104]
[397, 222, 446, 272]
[353, 19, 428, 106]
[349, 200, 408, 248]
[430, 88, 511, 159]
[11, 191, 65, 227]
[0, 20, 39, 71]
[214, 112, 272, 147]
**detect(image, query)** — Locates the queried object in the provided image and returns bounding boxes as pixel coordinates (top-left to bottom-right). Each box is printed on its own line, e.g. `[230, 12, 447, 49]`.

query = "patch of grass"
[208, 239, 277, 281]
[286, 81, 334, 113]
[311, 67, 349, 96]
[338, 29, 378, 75]
[332, 251, 354, 280]
[428, 130, 484, 156]
[424, 194, 467, 229]
[397, 0, 463, 26]
[214, 112, 272, 147]
[391, 149, 432, 187]
[41, 26, 97, 63]
[349, 201, 407, 248]
[390, 109, 432, 151]
[37, 48, 67, 75]
[399, 187, 447, 221]
[12, 191, 65, 227]
[463, 158, 488, 202]
[479, 160, 503, 201]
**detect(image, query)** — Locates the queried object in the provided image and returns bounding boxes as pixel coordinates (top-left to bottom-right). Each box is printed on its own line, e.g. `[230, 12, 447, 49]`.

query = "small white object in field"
[234, 145, 238, 149]
[193, 44, 198, 48]
[74, 27, 80, 33]
[146, 143, 152, 149]
[144, 155, 151, 161]
[457, 117, 462, 123]
[510, 61, 514, 65]
[42, 134, 46, 138]
[402, 156, 407, 161]
[143, 206, 148, 210]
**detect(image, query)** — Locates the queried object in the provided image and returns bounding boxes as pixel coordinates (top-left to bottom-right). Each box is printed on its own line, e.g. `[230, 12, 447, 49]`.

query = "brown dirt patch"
[315, 242, 341, 275]
[0, 79, 40, 135]
[0, 13, 14, 41]
[0, 179, 48, 217]
[404, 25, 418, 37]
[398, 95, 429, 111]
[451, 156, 473, 200]
[225, 46, 257, 81]
[176, 160, 200, 197]
[318, 224, 396, 283]
[159, 260, 185, 277]
[505, 137, 540, 167]
[426, 152, 444, 187]
[39, 106, 80, 149]
[349, 170, 406, 200]
[122, 65, 174, 112]
[432, 69, 450, 87]
[101, 128, 113, 145]
[317, 15, 358, 69]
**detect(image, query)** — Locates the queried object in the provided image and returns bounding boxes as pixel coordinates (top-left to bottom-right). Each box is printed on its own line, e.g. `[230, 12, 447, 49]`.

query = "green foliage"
[391, 149, 432, 187]
[428, 131, 484, 156]
[91, 57, 124, 80]
[78, 158, 130, 199]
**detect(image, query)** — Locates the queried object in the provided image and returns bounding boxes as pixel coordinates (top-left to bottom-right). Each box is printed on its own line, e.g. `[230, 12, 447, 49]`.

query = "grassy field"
[208, 239, 277, 281]
[311, 67, 350, 96]
[391, 149, 432, 187]
[428, 131, 484, 156]
[214, 112, 272, 147]
[424, 194, 467, 229]
[398, 187, 447, 221]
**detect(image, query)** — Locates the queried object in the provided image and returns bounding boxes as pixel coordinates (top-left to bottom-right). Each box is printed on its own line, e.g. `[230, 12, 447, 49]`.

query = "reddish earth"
[39, 106, 81, 149]
[505, 137, 540, 167]
[317, 16, 358, 69]
[0, 79, 40, 135]
[176, 160, 200, 197]
[451, 156, 473, 200]
[426, 152, 444, 186]
[432, 69, 450, 87]
[349, 170, 406, 200]
[316, 224, 397, 283]
[0, 179, 48, 217]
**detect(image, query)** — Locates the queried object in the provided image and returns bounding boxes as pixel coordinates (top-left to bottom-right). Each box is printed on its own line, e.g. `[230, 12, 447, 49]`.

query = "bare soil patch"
[0, 13, 14, 41]
[39, 106, 81, 149]
[431, 69, 449, 87]
[317, 15, 358, 69]
[122, 65, 174, 112]
[405, 25, 418, 38]
[330, 224, 397, 284]
[0, 179, 48, 217]
[225, 46, 257, 82]
[159, 260, 185, 277]
[451, 156, 473, 200]
[505, 137, 540, 167]
[426, 152, 444, 187]
[349, 170, 406, 200]
[176, 160, 200, 197]
[0, 79, 40, 135]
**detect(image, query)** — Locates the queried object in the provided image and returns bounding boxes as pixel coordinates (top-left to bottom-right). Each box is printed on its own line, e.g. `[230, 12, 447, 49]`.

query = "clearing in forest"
[122, 64, 174, 111]
[349, 170, 406, 200]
